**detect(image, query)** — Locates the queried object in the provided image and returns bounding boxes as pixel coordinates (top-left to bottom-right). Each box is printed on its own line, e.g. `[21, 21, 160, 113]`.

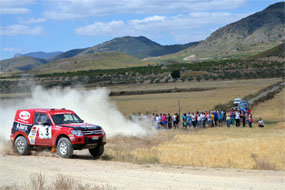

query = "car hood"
[58, 123, 102, 130]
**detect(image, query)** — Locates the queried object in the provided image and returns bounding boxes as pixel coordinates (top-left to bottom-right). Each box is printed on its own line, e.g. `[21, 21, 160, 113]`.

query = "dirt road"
[0, 152, 284, 190]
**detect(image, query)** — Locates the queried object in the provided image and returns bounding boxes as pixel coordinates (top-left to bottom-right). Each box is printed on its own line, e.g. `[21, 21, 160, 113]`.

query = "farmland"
[110, 78, 282, 115]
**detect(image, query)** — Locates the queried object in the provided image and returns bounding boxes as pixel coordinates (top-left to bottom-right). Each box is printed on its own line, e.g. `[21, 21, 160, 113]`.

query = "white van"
[234, 98, 242, 105]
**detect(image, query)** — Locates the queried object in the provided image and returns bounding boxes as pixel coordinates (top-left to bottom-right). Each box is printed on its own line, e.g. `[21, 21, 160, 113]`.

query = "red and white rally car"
[10, 108, 106, 158]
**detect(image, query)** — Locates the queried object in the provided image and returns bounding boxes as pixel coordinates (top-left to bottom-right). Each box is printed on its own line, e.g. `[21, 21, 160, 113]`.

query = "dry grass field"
[104, 86, 285, 170]
[111, 78, 281, 115]
[105, 124, 285, 170]
[253, 89, 285, 122]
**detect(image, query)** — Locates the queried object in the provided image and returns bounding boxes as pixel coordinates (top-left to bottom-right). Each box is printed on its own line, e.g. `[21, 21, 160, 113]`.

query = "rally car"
[10, 108, 106, 158]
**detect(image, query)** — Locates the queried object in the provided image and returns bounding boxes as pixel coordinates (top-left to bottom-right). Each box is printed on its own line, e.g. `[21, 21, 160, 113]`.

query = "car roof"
[18, 108, 74, 114]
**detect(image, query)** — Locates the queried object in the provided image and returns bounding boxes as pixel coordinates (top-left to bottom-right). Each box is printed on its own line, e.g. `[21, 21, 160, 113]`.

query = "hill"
[32, 52, 152, 74]
[15, 51, 62, 59]
[178, 2, 285, 60]
[0, 56, 47, 72]
[247, 42, 285, 59]
[50, 36, 199, 61]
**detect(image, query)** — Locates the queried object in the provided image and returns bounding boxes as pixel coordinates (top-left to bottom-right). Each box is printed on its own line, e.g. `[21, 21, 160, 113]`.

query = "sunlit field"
[253, 89, 285, 122]
[105, 87, 285, 170]
[111, 78, 281, 115]
[105, 124, 285, 170]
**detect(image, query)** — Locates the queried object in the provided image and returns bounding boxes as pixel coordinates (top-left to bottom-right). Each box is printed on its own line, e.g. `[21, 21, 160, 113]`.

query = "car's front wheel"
[89, 145, 104, 159]
[57, 137, 73, 158]
[14, 136, 31, 155]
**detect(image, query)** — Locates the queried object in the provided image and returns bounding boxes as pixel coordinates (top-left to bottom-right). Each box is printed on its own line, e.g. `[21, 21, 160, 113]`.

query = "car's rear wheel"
[89, 145, 104, 159]
[14, 136, 31, 155]
[57, 137, 73, 158]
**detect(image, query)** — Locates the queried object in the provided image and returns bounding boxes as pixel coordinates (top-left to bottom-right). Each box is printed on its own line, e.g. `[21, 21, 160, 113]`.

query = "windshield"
[51, 114, 83, 125]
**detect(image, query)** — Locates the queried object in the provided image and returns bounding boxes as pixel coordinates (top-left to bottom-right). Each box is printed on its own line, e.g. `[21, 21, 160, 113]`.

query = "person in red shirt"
[248, 113, 253, 128]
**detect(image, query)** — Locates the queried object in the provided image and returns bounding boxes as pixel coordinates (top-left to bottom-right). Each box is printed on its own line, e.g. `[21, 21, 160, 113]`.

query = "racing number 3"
[46, 127, 49, 137]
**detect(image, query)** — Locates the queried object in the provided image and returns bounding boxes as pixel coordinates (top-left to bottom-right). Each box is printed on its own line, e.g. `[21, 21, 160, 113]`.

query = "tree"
[171, 70, 180, 79]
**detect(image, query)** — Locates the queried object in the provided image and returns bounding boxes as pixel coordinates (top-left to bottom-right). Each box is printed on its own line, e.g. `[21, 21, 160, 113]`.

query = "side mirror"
[43, 122, 51, 126]
[81, 120, 84, 123]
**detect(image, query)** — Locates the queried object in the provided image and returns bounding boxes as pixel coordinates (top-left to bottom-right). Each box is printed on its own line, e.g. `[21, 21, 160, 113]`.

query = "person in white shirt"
[257, 118, 264, 127]
[156, 114, 161, 129]
[201, 113, 206, 128]
[235, 110, 240, 127]
[197, 114, 202, 128]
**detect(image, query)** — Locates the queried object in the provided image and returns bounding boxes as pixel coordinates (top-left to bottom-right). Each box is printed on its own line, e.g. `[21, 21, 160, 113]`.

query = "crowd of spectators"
[130, 108, 265, 129]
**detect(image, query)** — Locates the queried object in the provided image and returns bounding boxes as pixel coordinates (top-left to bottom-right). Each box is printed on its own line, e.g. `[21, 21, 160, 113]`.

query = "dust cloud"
[0, 86, 155, 140]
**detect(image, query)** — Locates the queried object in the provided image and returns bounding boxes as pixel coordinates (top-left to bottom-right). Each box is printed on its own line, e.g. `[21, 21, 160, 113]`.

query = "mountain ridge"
[177, 2, 285, 59]
[15, 51, 62, 59]
[49, 36, 199, 61]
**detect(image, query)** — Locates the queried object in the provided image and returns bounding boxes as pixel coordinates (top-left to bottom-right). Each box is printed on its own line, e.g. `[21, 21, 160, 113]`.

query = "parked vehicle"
[10, 108, 106, 158]
[238, 100, 249, 109]
[234, 98, 242, 105]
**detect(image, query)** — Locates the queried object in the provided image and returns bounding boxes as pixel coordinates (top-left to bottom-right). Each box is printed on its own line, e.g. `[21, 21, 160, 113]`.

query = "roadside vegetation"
[0, 173, 114, 190]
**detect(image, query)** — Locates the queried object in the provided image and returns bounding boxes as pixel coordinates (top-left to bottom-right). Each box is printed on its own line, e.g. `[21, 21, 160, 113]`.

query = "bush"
[171, 70, 180, 79]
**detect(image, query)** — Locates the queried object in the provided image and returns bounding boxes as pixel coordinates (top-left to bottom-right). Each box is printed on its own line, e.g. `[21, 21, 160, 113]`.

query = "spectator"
[131, 113, 136, 122]
[161, 113, 167, 129]
[201, 112, 206, 128]
[226, 111, 231, 128]
[257, 118, 264, 127]
[213, 110, 218, 126]
[155, 114, 161, 129]
[173, 113, 178, 129]
[167, 113, 172, 129]
[207, 111, 212, 127]
[235, 110, 240, 127]
[187, 112, 192, 127]
[182, 113, 187, 128]
[240, 110, 246, 127]
[191, 112, 196, 128]
[248, 113, 253, 128]
[137, 112, 143, 120]
[197, 113, 202, 128]
[230, 109, 235, 125]
[177, 113, 180, 127]
[218, 111, 222, 126]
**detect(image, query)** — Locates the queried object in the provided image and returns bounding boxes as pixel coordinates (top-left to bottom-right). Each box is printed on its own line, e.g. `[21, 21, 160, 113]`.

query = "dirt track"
[0, 152, 284, 190]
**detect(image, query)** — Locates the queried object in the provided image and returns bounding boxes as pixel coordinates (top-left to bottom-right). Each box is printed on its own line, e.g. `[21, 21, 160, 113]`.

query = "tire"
[14, 136, 31, 155]
[56, 137, 73, 158]
[89, 145, 104, 159]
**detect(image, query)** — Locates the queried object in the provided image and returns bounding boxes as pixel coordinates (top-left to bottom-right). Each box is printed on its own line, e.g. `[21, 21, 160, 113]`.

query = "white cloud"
[0, 25, 44, 36]
[2, 47, 22, 52]
[75, 21, 125, 36]
[0, 0, 35, 15]
[18, 17, 46, 24]
[75, 11, 248, 42]
[0, 8, 30, 14]
[1, 0, 35, 7]
[44, 0, 247, 20]
[130, 16, 167, 24]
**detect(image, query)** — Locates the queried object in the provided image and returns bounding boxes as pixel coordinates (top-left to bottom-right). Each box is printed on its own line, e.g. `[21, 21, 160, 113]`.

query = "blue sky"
[0, 0, 281, 60]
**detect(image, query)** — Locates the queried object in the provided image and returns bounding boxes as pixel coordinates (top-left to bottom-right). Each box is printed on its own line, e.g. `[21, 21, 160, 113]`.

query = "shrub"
[171, 70, 180, 79]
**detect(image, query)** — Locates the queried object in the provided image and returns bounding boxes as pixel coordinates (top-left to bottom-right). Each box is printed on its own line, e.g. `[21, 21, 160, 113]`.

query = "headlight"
[71, 130, 83, 136]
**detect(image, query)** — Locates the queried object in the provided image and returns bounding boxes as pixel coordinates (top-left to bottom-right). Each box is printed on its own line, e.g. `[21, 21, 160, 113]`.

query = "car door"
[34, 112, 53, 146]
